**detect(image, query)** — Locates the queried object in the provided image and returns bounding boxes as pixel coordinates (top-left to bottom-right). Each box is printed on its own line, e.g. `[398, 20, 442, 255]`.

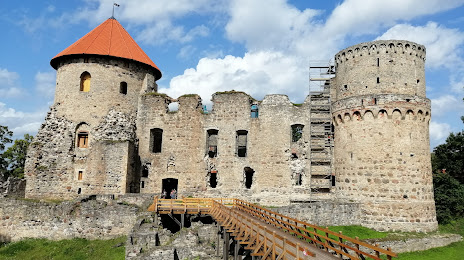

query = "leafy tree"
[0, 125, 12, 152]
[432, 130, 464, 184]
[433, 172, 464, 224]
[2, 134, 33, 179]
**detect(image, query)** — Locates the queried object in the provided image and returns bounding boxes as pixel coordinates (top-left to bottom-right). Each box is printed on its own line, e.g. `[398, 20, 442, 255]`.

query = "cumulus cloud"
[377, 22, 464, 69]
[0, 102, 47, 140]
[35, 71, 56, 98]
[431, 95, 464, 116]
[429, 120, 453, 147]
[0, 68, 22, 98]
[160, 51, 307, 104]
[325, 0, 464, 37]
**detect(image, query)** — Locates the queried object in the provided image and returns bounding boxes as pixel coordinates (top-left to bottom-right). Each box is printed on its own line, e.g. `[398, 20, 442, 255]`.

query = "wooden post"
[224, 231, 230, 260]
[375, 243, 380, 258]
[296, 243, 300, 259]
[234, 238, 239, 260]
[217, 224, 221, 256]
[387, 247, 392, 260]
[272, 231, 276, 259]
[181, 214, 184, 229]
[339, 231, 344, 259]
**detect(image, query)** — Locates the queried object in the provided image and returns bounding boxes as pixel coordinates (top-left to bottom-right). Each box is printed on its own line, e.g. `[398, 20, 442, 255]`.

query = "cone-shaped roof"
[50, 18, 161, 80]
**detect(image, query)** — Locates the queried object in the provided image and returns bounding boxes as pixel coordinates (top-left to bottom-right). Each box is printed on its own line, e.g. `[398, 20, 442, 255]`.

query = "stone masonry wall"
[0, 197, 139, 242]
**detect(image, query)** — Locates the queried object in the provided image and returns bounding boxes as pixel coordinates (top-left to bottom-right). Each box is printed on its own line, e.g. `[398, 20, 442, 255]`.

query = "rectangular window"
[291, 124, 304, 142]
[207, 129, 218, 158]
[150, 128, 163, 153]
[77, 132, 89, 148]
[236, 130, 248, 157]
[78, 171, 83, 180]
[251, 105, 259, 118]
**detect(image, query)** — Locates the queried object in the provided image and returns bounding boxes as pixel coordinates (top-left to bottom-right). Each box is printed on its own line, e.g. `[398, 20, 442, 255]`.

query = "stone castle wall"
[332, 40, 437, 232]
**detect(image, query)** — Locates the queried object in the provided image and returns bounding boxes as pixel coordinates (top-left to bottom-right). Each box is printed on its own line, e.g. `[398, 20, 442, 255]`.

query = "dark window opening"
[236, 130, 248, 157]
[377, 58, 379, 67]
[377, 77, 380, 83]
[291, 153, 298, 159]
[244, 167, 254, 189]
[142, 165, 149, 178]
[251, 104, 259, 118]
[162, 178, 178, 199]
[207, 129, 218, 158]
[209, 171, 217, 188]
[78, 188, 82, 194]
[141, 181, 145, 189]
[344, 84, 348, 90]
[291, 124, 304, 142]
[331, 175, 336, 186]
[374, 98, 377, 104]
[77, 132, 89, 148]
[417, 79, 420, 83]
[150, 128, 163, 153]
[78, 171, 83, 180]
[295, 172, 302, 186]
[120, 82, 128, 95]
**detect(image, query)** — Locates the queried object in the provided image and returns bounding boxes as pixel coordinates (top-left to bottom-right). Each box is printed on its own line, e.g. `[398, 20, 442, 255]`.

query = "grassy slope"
[0, 237, 126, 260]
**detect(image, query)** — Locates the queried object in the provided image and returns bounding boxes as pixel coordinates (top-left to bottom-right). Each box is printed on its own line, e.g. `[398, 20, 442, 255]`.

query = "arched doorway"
[244, 167, 255, 189]
[162, 178, 178, 199]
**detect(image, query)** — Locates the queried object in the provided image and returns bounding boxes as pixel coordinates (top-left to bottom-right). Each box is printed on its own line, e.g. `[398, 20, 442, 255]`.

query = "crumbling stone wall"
[0, 197, 139, 242]
[0, 173, 25, 198]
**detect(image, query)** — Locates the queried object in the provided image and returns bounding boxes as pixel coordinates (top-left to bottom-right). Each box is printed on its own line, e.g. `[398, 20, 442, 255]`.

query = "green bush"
[433, 173, 464, 224]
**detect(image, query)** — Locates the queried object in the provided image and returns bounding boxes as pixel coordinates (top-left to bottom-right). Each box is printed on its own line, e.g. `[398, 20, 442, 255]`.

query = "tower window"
[80, 72, 91, 92]
[377, 58, 379, 67]
[251, 104, 259, 118]
[291, 124, 304, 142]
[236, 130, 248, 157]
[207, 129, 218, 158]
[77, 132, 89, 148]
[120, 82, 128, 95]
[142, 165, 149, 178]
[377, 77, 380, 84]
[150, 128, 163, 153]
[78, 171, 83, 180]
[209, 171, 217, 188]
[244, 167, 255, 189]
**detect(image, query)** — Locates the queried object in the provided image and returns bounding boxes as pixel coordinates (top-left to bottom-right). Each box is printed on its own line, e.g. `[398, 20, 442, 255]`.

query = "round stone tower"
[332, 40, 437, 232]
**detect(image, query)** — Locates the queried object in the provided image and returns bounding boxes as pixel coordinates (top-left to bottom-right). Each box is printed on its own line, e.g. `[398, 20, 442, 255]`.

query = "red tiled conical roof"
[50, 18, 161, 80]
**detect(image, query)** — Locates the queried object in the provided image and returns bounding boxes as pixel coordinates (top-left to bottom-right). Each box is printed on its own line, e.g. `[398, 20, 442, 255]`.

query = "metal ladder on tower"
[309, 61, 335, 198]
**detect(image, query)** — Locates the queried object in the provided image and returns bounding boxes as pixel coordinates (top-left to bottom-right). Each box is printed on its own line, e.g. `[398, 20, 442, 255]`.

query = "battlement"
[335, 40, 426, 64]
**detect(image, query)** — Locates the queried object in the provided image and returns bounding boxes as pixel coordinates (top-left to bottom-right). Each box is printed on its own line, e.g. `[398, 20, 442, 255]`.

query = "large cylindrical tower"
[332, 40, 437, 232]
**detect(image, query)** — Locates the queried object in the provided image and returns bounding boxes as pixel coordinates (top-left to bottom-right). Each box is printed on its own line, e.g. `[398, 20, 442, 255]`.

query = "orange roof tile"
[50, 18, 162, 80]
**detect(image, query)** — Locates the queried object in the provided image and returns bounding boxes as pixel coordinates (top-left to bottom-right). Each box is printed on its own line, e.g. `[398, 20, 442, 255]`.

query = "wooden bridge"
[148, 197, 397, 260]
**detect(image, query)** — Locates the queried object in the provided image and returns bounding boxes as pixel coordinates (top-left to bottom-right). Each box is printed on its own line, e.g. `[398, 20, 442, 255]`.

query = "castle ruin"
[24, 18, 437, 232]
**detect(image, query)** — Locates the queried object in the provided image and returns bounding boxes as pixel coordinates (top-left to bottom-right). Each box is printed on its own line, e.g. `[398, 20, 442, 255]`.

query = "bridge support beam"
[216, 224, 221, 256]
[223, 231, 229, 259]
[234, 238, 239, 260]
[181, 214, 185, 229]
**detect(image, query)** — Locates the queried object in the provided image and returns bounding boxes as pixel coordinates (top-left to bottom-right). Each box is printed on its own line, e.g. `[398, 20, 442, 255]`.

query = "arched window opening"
[120, 82, 128, 95]
[78, 171, 83, 180]
[77, 188, 82, 194]
[206, 129, 218, 158]
[209, 171, 217, 188]
[251, 104, 259, 118]
[291, 124, 304, 142]
[236, 130, 248, 157]
[77, 132, 89, 148]
[150, 128, 163, 153]
[80, 72, 91, 92]
[244, 167, 255, 189]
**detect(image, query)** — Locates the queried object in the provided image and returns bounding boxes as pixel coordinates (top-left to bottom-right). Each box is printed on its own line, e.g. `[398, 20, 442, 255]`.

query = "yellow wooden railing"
[148, 197, 397, 260]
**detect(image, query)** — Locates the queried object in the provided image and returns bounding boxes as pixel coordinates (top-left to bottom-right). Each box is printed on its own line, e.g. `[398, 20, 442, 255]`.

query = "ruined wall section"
[136, 94, 205, 194]
[332, 40, 437, 232]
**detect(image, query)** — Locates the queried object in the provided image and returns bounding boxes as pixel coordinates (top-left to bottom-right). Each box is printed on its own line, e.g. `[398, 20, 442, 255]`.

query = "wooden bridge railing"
[148, 197, 397, 260]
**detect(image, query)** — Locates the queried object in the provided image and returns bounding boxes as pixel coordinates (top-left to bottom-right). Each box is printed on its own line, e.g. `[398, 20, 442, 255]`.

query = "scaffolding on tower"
[308, 60, 335, 199]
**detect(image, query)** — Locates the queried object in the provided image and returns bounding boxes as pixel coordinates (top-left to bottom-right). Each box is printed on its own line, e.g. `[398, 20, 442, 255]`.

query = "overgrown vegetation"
[0, 125, 33, 179]
[0, 236, 126, 260]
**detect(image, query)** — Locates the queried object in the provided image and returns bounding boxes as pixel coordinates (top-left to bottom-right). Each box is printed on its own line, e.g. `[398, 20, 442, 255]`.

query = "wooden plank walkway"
[148, 197, 397, 260]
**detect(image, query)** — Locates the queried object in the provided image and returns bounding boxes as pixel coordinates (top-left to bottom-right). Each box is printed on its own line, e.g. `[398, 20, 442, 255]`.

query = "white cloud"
[377, 22, 464, 69]
[161, 51, 307, 104]
[429, 120, 453, 147]
[35, 71, 56, 98]
[0, 102, 47, 140]
[431, 95, 464, 116]
[0, 68, 22, 98]
[325, 0, 464, 37]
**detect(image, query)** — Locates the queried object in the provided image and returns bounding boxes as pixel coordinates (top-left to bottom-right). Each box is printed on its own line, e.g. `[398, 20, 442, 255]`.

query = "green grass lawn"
[0, 236, 126, 260]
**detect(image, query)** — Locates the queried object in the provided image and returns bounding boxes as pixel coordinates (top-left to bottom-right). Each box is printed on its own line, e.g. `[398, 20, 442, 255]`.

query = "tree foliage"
[433, 172, 464, 224]
[0, 125, 33, 179]
[432, 131, 464, 184]
[2, 134, 33, 178]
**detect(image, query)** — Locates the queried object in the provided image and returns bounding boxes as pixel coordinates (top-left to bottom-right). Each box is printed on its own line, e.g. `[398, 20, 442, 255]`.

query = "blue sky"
[1, 0, 464, 149]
